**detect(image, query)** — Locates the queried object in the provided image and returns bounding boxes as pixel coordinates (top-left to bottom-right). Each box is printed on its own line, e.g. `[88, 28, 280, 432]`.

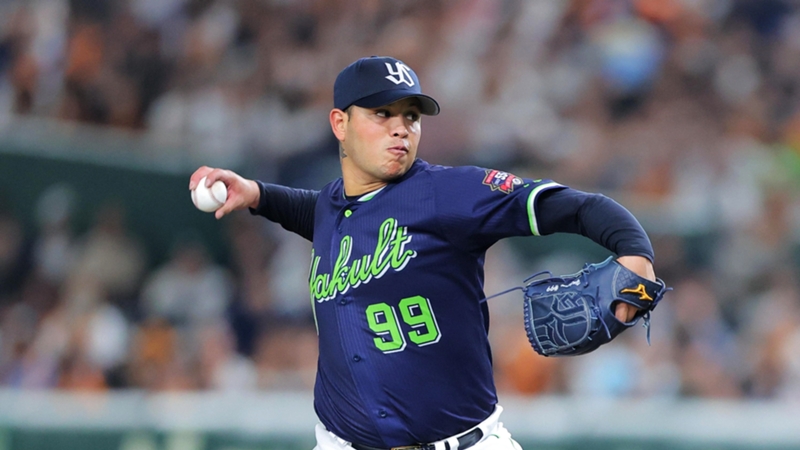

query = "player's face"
[337, 98, 422, 188]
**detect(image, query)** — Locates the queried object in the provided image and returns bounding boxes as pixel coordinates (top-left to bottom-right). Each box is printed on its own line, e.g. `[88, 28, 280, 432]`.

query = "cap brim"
[353, 90, 440, 116]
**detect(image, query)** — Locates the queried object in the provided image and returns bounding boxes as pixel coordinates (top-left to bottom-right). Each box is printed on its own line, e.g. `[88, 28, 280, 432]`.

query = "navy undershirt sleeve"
[249, 181, 318, 242]
[536, 187, 654, 262]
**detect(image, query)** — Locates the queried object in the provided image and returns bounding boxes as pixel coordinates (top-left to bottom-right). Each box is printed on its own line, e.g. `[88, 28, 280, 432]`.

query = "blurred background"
[2, 0, 800, 449]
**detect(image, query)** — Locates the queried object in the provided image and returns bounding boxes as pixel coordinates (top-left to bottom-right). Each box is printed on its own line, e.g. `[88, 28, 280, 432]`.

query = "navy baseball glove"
[520, 257, 669, 357]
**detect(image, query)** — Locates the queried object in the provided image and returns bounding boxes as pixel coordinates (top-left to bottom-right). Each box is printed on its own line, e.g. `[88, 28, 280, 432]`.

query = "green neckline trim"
[358, 187, 385, 202]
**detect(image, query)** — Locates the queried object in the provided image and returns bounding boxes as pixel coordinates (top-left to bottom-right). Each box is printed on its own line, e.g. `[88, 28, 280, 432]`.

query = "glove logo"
[620, 284, 653, 301]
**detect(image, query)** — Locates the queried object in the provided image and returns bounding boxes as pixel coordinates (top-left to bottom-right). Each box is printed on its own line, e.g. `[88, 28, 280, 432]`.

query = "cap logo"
[384, 62, 415, 87]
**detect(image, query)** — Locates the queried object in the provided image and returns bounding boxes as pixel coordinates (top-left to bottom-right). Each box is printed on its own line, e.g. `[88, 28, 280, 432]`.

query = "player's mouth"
[387, 143, 409, 156]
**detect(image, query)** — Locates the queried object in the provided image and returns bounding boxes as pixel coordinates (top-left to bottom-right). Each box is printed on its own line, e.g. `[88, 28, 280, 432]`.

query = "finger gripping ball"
[192, 176, 227, 212]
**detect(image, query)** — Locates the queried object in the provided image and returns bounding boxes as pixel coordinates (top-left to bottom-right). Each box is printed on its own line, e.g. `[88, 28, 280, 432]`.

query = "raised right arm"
[189, 166, 318, 241]
[249, 181, 318, 241]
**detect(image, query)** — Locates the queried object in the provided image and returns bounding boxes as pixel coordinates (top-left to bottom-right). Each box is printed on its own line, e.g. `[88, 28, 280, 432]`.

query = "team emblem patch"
[483, 169, 523, 194]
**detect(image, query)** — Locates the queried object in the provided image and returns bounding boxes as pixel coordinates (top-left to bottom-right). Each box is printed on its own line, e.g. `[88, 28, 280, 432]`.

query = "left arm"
[536, 188, 656, 321]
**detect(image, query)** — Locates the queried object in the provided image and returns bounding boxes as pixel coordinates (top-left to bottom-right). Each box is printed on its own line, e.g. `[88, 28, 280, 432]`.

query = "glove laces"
[482, 270, 553, 302]
[482, 286, 522, 302]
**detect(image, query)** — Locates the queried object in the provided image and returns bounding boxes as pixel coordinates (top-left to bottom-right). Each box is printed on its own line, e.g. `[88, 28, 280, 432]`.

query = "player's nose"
[389, 116, 410, 138]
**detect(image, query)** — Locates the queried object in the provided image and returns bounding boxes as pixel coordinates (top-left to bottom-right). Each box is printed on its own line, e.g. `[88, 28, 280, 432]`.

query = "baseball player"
[190, 56, 658, 450]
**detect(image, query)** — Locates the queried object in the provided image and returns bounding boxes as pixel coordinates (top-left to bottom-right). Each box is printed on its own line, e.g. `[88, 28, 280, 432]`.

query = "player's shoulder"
[419, 161, 488, 179]
[420, 161, 568, 201]
[424, 162, 529, 190]
[319, 177, 344, 200]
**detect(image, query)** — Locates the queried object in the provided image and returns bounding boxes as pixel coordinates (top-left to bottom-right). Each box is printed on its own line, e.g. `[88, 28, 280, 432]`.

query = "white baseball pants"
[313, 405, 522, 450]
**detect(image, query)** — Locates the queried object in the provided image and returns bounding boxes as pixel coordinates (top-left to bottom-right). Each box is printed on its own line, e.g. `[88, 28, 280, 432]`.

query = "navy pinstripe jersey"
[309, 159, 563, 447]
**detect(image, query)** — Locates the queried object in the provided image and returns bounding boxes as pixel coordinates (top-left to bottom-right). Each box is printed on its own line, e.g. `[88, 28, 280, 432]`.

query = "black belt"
[351, 427, 483, 450]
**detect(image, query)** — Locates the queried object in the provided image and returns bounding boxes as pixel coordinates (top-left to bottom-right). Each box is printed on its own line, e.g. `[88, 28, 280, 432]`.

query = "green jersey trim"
[358, 186, 385, 202]
[341, 186, 386, 202]
[527, 182, 562, 236]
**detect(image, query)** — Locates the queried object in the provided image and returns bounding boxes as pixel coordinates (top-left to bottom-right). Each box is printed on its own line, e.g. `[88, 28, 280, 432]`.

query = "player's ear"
[330, 108, 347, 141]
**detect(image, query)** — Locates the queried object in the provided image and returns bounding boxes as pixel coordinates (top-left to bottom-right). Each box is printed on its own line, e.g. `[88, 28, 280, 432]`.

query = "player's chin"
[381, 161, 412, 180]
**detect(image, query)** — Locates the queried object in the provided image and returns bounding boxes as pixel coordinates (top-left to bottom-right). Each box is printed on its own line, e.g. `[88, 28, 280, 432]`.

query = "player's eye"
[405, 112, 420, 122]
[375, 110, 389, 118]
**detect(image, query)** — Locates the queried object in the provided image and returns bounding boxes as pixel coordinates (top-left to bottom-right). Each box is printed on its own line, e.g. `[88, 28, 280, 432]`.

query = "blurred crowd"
[3, 0, 800, 400]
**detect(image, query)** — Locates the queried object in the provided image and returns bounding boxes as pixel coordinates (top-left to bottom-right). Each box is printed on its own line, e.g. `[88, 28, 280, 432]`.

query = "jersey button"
[339, 297, 350, 305]
[378, 410, 387, 418]
[344, 210, 352, 218]
[352, 355, 361, 362]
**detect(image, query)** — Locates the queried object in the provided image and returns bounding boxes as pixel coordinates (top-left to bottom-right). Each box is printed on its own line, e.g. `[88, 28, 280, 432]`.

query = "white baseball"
[192, 176, 228, 212]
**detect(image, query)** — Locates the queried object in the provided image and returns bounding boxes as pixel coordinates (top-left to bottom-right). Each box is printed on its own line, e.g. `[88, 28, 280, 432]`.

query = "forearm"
[249, 181, 319, 241]
[536, 188, 655, 262]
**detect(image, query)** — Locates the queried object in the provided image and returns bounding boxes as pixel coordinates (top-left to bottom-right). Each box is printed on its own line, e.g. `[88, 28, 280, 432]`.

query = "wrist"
[616, 255, 656, 281]
[247, 180, 261, 209]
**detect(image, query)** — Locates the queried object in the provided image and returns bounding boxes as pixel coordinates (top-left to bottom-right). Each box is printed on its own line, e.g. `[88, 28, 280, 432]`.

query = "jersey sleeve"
[431, 166, 565, 252]
[536, 188, 655, 261]
[249, 181, 318, 241]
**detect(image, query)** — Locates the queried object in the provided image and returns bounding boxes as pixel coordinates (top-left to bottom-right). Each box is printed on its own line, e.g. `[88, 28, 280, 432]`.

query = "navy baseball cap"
[334, 56, 440, 116]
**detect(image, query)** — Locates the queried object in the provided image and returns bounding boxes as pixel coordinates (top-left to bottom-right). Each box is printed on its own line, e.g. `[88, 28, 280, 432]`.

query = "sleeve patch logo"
[483, 169, 523, 194]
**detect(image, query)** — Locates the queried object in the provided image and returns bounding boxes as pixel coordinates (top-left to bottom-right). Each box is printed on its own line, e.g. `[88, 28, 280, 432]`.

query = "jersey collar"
[333, 159, 430, 204]
[343, 186, 386, 202]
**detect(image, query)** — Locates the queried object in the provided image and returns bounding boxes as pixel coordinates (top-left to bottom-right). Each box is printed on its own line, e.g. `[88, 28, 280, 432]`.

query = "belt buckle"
[390, 446, 423, 450]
